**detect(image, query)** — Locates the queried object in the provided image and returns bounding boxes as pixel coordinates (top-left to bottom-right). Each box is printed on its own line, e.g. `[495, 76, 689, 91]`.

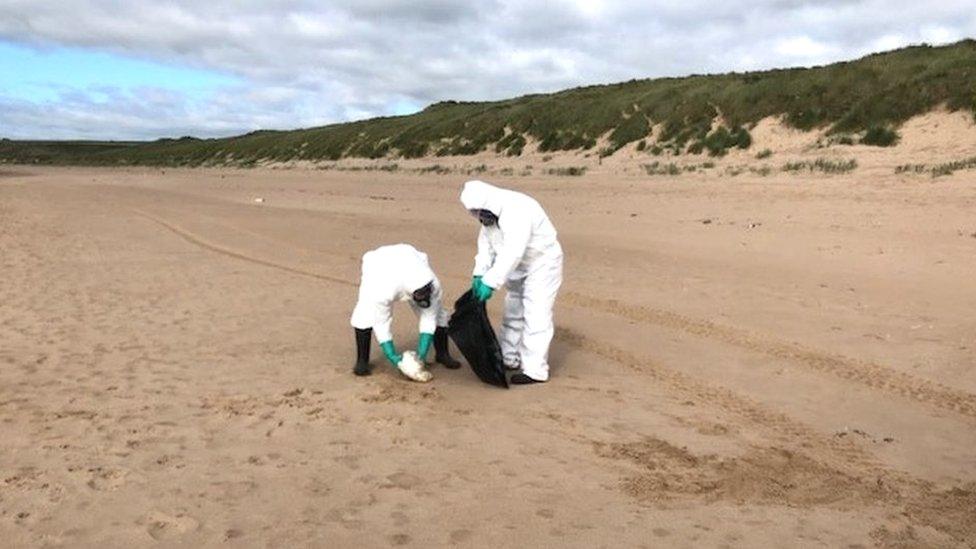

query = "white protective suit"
[350, 244, 449, 344]
[459, 180, 563, 381]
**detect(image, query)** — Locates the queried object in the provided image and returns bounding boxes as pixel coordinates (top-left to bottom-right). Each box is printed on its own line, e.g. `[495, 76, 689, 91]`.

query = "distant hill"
[3, 40, 975, 167]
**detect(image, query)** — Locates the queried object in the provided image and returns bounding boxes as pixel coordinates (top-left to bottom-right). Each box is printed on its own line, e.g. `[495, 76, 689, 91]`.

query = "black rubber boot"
[434, 326, 462, 369]
[353, 328, 372, 376]
[510, 372, 544, 385]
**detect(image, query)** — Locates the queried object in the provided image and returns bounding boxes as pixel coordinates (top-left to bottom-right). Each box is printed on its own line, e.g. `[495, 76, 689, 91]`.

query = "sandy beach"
[1, 156, 975, 547]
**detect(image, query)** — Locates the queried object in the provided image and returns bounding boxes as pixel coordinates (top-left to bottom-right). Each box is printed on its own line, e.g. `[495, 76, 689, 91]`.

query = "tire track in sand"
[137, 209, 878, 468]
[136, 210, 960, 460]
[562, 291, 976, 421]
[140, 208, 976, 421]
[137, 209, 976, 544]
[555, 326, 879, 472]
[134, 210, 355, 288]
[556, 327, 976, 547]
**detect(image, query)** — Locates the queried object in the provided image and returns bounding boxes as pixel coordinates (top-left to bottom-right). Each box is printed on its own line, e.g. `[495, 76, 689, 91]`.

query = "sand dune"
[1, 163, 974, 547]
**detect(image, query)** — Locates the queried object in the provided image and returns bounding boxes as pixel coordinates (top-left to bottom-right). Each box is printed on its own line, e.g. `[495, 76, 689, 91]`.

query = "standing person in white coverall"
[350, 244, 461, 377]
[460, 180, 563, 384]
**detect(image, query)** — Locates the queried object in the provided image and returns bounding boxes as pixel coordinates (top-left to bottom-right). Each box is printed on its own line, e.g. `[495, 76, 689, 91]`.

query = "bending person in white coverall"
[350, 244, 461, 377]
[460, 180, 563, 384]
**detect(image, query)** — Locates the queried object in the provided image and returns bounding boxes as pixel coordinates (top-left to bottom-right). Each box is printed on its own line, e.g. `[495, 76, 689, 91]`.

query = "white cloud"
[921, 25, 962, 44]
[1, 0, 974, 139]
[870, 33, 909, 52]
[775, 36, 840, 61]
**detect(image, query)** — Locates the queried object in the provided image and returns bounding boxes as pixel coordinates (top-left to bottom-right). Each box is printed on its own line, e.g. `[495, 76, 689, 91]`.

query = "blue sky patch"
[0, 40, 239, 103]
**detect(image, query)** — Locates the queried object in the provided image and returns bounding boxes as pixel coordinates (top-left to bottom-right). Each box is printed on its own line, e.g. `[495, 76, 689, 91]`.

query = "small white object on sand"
[398, 351, 433, 383]
[253, 197, 265, 203]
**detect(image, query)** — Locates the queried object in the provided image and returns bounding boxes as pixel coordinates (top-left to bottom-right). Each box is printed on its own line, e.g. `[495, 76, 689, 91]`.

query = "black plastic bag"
[448, 290, 509, 388]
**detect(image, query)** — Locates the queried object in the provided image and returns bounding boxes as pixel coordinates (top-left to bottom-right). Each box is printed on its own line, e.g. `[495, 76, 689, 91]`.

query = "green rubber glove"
[473, 278, 494, 302]
[379, 340, 402, 366]
[416, 332, 434, 361]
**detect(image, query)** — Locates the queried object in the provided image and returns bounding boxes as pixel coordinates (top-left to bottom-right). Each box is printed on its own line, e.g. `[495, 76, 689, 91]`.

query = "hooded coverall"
[350, 244, 448, 344]
[460, 180, 563, 381]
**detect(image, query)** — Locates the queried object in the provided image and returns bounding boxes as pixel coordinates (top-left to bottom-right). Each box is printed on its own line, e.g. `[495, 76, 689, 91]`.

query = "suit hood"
[460, 180, 505, 217]
[401, 259, 434, 294]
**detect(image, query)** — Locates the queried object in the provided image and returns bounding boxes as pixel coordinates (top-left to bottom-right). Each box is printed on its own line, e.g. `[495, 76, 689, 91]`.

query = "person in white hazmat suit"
[350, 244, 461, 378]
[459, 180, 563, 384]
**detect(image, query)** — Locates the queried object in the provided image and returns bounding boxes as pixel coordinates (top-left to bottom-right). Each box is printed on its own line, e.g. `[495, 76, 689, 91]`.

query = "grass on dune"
[896, 155, 976, 177]
[2, 40, 976, 167]
[783, 158, 858, 174]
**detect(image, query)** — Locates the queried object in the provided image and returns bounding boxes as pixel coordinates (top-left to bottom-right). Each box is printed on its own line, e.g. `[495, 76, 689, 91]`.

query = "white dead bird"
[398, 351, 433, 383]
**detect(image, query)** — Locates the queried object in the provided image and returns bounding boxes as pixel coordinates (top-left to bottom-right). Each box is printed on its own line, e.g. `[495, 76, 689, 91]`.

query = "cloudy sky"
[2, 0, 975, 140]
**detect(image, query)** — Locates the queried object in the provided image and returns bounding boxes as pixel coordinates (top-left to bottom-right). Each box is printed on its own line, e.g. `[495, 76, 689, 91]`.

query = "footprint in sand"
[389, 533, 411, 545]
[209, 480, 258, 500]
[535, 508, 555, 519]
[143, 510, 200, 540]
[332, 454, 362, 470]
[390, 510, 410, 527]
[86, 468, 128, 491]
[383, 471, 423, 490]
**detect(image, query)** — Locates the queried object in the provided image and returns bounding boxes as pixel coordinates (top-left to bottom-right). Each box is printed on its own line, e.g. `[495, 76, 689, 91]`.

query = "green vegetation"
[816, 134, 855, 147]
[896, 155, 976, 177]
[314, 162, 401, 173]
[894, 163, 928, 174]
[756, 148, 773, 159]
[643, 161, 681, 176]
[3, 40, 976, 167]
[0, 139, 142, 164]
[546, 166, 587, 176]
[494, 132, 526, 156]
[783, 158, 858, 174]
[860, 126, 900, 146]
[642, 161, 717, 176]
[686, 126, 752, 156]
[417, 164, 452, 175]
